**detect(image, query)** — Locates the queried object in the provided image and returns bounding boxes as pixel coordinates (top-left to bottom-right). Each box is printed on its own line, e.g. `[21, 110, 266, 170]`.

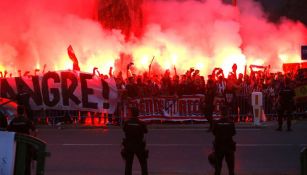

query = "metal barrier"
[236, 94, 252, 119]
[30, 94, 306, 124]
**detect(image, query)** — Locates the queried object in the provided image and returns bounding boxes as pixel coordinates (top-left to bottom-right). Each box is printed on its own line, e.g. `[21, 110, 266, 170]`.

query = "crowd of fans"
[111, 63, 306, 119]
[2, 62, 305, 126]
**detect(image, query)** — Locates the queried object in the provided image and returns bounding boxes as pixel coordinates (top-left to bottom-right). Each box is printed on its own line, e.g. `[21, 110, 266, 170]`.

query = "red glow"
[0, 0, 306, 77]
[84, 112, 106, 126]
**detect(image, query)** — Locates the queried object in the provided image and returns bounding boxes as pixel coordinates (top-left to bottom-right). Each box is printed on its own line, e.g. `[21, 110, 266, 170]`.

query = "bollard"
[251, 92, 263, 126]
[301, 147, 307, 175]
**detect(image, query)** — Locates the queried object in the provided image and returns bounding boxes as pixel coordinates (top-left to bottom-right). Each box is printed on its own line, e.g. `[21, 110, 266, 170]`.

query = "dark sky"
[222, 0, 307, 25]
[255, 0, 307, 25]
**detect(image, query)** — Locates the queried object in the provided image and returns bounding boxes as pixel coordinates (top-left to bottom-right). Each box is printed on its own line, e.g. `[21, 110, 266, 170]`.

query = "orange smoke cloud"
[0, 0, 306, 78]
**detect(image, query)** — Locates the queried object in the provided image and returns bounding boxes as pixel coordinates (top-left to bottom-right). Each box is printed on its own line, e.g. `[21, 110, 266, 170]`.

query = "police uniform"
[16, 91, 34, 121]
[8, 116, 36, 135]
[212, 110, 236, 175]
[7, 106, 36, 175]
[0, 111, 8, 130]
[204, 80, 216, 132]
[122, 112, 148, 175]
[276, 83, 295, 131]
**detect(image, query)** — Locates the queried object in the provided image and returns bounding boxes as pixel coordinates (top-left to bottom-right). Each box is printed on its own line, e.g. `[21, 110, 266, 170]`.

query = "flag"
[67, 45, 80, 71]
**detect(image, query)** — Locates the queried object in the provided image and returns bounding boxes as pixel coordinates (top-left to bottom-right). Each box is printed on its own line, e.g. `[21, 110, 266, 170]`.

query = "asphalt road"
[37, 120, 307, 175]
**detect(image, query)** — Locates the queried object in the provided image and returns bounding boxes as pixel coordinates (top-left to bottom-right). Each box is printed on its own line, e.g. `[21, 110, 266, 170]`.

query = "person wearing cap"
[121, 107, 148, 175]
[212, 106, 236, 175]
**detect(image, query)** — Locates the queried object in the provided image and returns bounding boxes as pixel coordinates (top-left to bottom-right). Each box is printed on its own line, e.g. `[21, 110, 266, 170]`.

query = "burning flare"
[0, 0, 306, 78]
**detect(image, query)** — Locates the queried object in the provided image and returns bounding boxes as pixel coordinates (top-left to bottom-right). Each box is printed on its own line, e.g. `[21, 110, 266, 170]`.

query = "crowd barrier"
[31, 93, 307, 124]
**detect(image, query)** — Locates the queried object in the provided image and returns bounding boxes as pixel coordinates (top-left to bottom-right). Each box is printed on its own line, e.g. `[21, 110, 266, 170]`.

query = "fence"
[31, 93, 307, 124]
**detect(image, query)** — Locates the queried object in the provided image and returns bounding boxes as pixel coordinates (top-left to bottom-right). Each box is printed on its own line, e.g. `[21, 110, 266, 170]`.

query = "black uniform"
[276, 84, 295, 131]
[122, 117, 148, 175]
[7, 108, 36, 175]
[204, 80, 216, 131]
[212, 115, 236, 175]
[7, 115, 36, 134]
[16, 91, 34, 122]
[0, 111, 8, 130]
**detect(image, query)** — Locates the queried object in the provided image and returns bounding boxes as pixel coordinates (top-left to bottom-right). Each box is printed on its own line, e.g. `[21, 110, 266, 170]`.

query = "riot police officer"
[212, 106, 236, 175]
[7, 105, 37, 135]
[0, 110, 8, 130]
[276, 78, 295, 131]
[7, 105, 37, 175]
[121, 107, 148, 175]
[204, 76, 216, 132]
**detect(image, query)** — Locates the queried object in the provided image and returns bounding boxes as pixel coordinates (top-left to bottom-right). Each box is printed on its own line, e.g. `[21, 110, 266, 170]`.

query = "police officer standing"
[0, 110, 8, 130]
[212, 106, 236, 175]
[276, 77, 296, 131]
[7, 105, 37, 175]
[122, 107, 148, 175]
[7, 105, 37, 135]
[204, 75, 216, 132]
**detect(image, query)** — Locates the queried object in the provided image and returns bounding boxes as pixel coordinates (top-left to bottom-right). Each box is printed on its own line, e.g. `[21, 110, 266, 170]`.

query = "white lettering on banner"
[0, 71, 119, 114]
[127, 95, 208, 121]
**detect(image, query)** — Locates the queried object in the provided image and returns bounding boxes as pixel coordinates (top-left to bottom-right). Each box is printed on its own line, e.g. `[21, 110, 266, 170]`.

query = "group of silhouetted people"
[121, 105, 236, 175]
[0, 91, 37, 175]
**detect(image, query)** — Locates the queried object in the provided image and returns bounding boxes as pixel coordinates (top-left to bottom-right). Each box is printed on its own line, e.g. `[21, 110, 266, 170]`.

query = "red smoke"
[0, 0, 306, 77]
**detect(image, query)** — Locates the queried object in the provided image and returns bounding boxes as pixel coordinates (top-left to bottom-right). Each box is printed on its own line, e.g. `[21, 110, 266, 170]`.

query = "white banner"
[126, 95, 209, 121]
[0, 71, 119, 114]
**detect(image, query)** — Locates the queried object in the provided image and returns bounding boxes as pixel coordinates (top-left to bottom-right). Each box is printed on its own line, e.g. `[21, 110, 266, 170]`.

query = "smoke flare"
[0, 0, 306, 77]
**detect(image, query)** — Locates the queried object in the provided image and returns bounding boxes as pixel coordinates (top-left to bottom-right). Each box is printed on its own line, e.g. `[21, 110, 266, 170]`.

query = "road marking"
[237, 144, 294, 147]
[43, 128, 263, 132]
[61, 143, 307, 147]
[149, 128, 262, 131]
[63, 143, 120, 146]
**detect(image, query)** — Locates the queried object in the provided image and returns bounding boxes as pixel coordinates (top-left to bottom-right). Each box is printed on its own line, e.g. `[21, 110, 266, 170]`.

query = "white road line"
[149, 128, 262, 131]
[63, 143, 120, 146]
[54, 128, 263, 132]
[237, 144, 294, 147]
[61, 143, 307, 147]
